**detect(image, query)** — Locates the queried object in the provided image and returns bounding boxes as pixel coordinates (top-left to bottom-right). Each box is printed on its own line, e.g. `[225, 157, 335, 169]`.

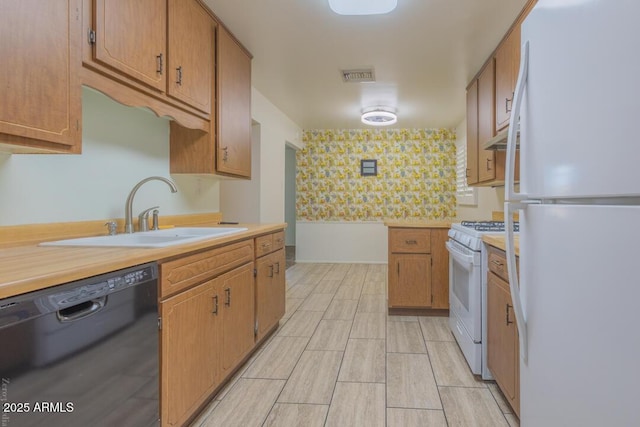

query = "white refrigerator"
[503, 1, 640, 426]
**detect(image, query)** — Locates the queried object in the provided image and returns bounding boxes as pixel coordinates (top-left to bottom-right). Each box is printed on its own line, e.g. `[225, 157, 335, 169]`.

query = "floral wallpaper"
[296, 129, 457, 221]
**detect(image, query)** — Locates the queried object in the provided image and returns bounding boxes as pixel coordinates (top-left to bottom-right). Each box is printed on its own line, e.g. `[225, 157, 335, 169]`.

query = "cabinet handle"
[212, 295, 218, 315]
[405, 239, 417, 245]
[486, 158, 492, 171]
[274, 262, 280, 274]
[268, 265, 274, 278]
[465, 168, 470, 178]
[506, 303, 514, 325]
[491, 259, 504, 267]
[505, 91, 514, 113]
[156, 53, 163, 74]
[222, 146, 229, 162]
[176, 66, 182, 85]
[225, 288, 231, 306]
[397, 262, 400, 276]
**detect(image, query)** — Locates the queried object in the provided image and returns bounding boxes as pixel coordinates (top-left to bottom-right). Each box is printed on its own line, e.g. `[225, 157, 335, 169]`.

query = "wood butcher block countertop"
[384, 220, 451, 228]
[0, 223, 286, 300]
[483, 234, 520, 256]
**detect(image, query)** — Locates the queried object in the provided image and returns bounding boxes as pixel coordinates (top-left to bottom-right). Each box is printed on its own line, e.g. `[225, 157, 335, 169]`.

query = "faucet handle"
[152, 209, 160, 231]
[137, 206, 159, 232]
[105, 221, 117, 236]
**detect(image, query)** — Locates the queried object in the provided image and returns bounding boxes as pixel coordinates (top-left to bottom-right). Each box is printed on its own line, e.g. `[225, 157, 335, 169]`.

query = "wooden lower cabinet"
[161, 278, 220, 427]
[255, 245, 285, 342]
[389, 253, 432, 307]
[387, 227, 449, 310]
[160, 261, 254, 426]
[220, 263, 255, 374]
[486, 247, 520, 417]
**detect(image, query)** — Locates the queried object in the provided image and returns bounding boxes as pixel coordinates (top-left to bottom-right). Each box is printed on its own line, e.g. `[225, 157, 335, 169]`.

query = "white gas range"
[446, 221, 519, 380]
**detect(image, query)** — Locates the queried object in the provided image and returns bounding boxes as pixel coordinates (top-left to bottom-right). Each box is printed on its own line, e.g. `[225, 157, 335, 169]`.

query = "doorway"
[284, 144, 297, 268]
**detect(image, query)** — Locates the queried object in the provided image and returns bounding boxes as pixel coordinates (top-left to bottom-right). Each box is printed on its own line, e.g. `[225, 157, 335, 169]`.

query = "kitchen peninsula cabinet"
[0, 0, 82, 154]
[255, 231, 286, 342]
[486, 245, 520, 417]
[387, 226, 449, 311]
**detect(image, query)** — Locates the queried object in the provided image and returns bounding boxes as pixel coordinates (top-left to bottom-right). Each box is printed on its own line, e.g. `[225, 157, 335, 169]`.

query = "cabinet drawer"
[272, 231, 285, 251]
[488, 248, 509, 282]
[389, 229, 431, 253]
[255, 234, 274, 257]
[160, 239, 254, 298]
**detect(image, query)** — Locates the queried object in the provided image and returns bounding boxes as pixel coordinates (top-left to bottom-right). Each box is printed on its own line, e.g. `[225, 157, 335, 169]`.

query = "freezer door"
[520, 204, 640, 426]
[519, 0, 640, 199]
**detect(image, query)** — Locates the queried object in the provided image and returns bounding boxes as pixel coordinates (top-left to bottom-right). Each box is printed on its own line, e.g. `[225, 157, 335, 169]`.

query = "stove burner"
[460, 220, 519, 232]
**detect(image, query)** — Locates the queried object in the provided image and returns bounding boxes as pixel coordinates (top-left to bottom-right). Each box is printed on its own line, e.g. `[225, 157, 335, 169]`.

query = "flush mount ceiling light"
[329, 0, 398, 16]
[361, 108, 397, 126]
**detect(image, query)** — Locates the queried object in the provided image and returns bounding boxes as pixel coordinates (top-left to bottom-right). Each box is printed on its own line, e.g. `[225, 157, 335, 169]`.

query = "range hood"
[482, 125, 519, 151]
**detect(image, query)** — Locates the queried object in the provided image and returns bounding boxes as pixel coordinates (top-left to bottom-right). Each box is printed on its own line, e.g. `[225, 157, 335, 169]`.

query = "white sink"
[40, 227, 248, 248]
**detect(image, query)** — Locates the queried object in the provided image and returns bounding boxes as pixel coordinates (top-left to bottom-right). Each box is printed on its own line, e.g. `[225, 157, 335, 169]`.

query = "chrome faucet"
[124, 176, 178, 233]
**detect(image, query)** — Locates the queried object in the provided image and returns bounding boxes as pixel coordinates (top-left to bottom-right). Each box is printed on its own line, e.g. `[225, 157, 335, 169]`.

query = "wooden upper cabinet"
[478, 60, 497, 183]
[167, 0, 213, 114]
[94, 0, 166, 91]
[0, 0, 82, 153]
[495, 26, 521, 132]
[466, 79, 479, 185]
[216, 25, 252, 178]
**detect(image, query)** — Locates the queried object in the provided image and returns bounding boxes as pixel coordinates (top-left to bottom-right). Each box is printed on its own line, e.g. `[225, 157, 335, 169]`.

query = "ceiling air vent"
[341, 68, 375, 83]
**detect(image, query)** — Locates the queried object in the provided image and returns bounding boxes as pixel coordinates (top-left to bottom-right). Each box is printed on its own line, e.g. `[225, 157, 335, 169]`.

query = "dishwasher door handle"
[56, 296, 107, 323]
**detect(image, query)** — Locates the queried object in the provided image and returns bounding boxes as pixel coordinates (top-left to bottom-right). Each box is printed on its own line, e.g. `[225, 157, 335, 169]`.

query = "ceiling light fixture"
[361, 108, 398, 126]
[329, 0, 398, 16]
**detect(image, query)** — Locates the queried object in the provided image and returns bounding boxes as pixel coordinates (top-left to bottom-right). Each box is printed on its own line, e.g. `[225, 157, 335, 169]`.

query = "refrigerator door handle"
[505, 201, 528, 363]
[505, 41, 529, 202]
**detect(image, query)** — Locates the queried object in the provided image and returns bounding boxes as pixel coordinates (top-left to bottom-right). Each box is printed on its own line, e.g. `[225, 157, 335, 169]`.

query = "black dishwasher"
[0, 262, 159, 427]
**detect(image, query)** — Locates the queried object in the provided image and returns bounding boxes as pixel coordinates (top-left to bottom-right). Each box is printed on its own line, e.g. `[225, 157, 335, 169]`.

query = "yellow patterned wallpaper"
[297, 129, 457, 221]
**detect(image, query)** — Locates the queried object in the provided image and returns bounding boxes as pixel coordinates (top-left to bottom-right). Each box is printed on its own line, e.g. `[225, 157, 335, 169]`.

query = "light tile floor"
[192, 263, 519, 427]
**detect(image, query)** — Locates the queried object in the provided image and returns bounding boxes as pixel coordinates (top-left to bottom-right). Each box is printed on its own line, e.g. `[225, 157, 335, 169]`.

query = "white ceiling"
[203, 0, 528, 129]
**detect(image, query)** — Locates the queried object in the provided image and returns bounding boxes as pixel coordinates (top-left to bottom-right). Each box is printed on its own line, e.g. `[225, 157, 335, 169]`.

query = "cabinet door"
[167, 0, 213, 113]
[94, 0, 166, 91]
[495, 26, 521, 132]
[388, 254, 432, 308]
[0, 0, 81, 153]
[487, 272, 518, 403]
[465, 80, 479, 185]
[478, 61, 496, 183]
[161, 279, 220, 426]
[221, 262, 255, 373]
[255, 249, 286, 342]
[216, 25, 252, 178]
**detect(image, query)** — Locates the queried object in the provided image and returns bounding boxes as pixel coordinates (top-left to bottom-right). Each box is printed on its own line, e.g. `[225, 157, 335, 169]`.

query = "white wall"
[220, 87, 303, 225]
[296, 221, 388, 263]
[219, 123, 261, 223]
[453, 119, 503, 221]
[0, 88, 219, 226]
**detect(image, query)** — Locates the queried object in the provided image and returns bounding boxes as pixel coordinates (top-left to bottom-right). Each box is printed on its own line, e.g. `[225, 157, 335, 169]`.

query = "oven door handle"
[445, 241, 475, 271]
